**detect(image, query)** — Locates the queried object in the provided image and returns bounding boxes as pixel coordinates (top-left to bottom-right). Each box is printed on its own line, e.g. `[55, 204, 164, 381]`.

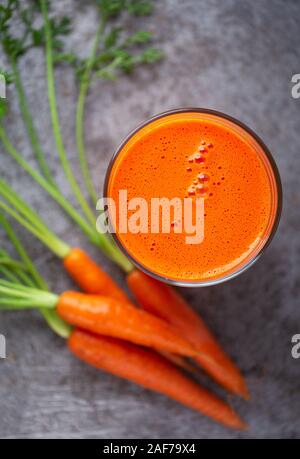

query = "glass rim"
[104, 107, 282, 287]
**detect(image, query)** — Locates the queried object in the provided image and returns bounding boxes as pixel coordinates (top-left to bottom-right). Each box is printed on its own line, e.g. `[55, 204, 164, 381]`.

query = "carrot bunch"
[0, 214, 247, 430]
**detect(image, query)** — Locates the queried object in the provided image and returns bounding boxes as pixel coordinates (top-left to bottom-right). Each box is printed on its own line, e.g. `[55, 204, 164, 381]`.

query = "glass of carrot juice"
[104, 108, 282, 287]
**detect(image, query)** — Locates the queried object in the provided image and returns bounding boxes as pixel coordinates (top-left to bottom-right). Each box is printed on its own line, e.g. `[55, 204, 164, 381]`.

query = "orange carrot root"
[157, 351, 200, 376]
[63, 248, 128, 302]
[57, 291, 198, 357]
[127, 269, 249, 399]
[69, 329, 247, 430]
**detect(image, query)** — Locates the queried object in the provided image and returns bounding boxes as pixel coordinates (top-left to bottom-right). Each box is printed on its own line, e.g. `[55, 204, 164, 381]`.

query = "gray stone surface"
[0, 0, 299, 439]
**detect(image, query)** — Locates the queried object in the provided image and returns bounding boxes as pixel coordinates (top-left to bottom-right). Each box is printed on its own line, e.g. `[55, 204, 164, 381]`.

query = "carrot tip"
[229, 417, 248, 431]
[237, 383, 250, 401]
[239, 421, 249, 431]
[227, 377, 250, 400]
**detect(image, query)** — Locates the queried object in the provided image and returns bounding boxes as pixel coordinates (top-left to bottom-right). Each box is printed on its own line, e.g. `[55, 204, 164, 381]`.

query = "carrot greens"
[0, 180, 134, 308]
[0, 213, 71, 336]
[0, 279, 58, 309]
[0, 126, 132, 270]
[0, 247, 31, 285]
[0, 0, 72, 185]
[0, 180, 71, 258]
[40, 0, 96, 226]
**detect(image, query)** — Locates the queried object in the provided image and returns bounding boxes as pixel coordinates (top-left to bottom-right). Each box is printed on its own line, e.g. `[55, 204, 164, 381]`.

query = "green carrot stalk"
[75, 4, 163, 204]
[0, 257, 26, 271]
[0, 247, 34, 286]
[0, 256, 21, 283]
[0, 126, 97, 241]
[8, 267, 36, 287]
[0, 207, 65, 278]
[0, 198, 70, 259]
[40, 0, 96, 226]
[0, 125, 131, 270]
[0, 280, 57, 309]
[10, 57, 56, 186]
[75, 21, 105, 204]
[0, 214, 71, 337]
[0, 181, 133, 299]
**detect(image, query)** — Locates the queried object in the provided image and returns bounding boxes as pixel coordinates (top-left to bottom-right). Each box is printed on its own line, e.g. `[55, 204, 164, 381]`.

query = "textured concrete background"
[0, 0, 299, 439]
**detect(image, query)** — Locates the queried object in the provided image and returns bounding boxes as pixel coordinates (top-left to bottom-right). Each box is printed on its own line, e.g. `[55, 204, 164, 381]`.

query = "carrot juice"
[105, 109, 281, 286]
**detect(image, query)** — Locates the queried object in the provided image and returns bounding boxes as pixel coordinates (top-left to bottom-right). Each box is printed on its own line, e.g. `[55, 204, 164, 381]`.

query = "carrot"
[0, 237, 245, 431]
[63, 247, 128, 302]
[0, 278, 198, 356]
[57, 291, 198, 357]
[127, 270, 249, 399]
[157, 350, 200, 376]
[68, 329, 246, 430]
[63, 248, 195, 372]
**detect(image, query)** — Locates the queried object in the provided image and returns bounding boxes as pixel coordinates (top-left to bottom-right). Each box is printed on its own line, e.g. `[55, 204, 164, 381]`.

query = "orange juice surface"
[107, 111, 279, 283]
